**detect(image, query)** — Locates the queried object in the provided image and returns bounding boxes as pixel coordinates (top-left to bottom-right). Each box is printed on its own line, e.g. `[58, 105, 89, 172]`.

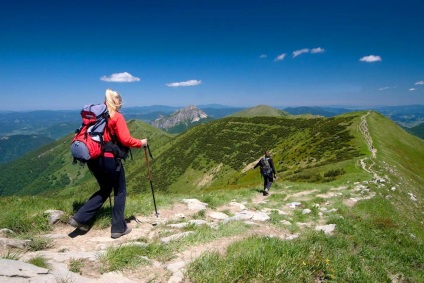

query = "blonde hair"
[105, 89, 123, 114]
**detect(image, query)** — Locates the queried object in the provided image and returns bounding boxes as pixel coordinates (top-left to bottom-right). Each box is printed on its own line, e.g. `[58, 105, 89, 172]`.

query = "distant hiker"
[254, 151, 276, 196]
[68, 89, 148, 239]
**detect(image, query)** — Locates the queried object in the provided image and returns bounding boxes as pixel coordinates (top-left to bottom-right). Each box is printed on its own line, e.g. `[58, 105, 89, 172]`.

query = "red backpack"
[70, 103, 109, 165]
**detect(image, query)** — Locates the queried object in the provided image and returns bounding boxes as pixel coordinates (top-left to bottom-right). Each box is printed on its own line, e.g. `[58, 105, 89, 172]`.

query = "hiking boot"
[68, 217, 89, 232]
[263, 189, 269, 196]
[111, 226, 132, 239]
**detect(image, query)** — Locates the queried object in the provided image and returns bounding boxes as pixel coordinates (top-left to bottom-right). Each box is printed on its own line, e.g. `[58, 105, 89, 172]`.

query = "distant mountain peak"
[229, 105, 289, 117]
[150, 105, 208, 130]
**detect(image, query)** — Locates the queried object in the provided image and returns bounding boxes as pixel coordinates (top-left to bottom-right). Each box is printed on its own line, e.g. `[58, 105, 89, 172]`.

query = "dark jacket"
[254, 156, 276, 176]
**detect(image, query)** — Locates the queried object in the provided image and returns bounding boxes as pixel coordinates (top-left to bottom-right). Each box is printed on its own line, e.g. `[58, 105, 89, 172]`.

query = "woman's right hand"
[141, 138, 148, 147]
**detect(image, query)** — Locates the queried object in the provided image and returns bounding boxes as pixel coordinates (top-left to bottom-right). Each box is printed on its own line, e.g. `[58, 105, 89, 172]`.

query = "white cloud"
[100, 72, 140, 82]
[259, 54, 267, 59]
[359, 55, 382, 63]
[379, 87, 390, 91]
[274, 53, 286, 61]
[409, 88, 416, 91]
[166, 79, 202, 87]
[292, 48, 310, 58]
[311, 47, 325, 54]
[415, 81, 424, 85]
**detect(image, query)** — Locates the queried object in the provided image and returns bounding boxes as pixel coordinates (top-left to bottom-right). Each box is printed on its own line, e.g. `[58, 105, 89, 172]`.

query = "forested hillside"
[0, 120, 174, 196]
[0, 134, 55, 164]
[406, 123, 424, 139]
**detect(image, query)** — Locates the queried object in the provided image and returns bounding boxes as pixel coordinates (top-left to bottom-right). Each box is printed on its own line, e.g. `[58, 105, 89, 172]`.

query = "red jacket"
[104, 112, 142, 148]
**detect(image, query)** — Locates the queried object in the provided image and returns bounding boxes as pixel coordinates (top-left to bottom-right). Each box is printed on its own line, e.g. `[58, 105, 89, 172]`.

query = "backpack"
[260, 157, 273, 178]
[70, 103, 109, 165]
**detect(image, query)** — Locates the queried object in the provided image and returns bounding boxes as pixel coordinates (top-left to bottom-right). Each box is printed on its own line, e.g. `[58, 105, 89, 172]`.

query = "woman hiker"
[68, 89, 148, 239]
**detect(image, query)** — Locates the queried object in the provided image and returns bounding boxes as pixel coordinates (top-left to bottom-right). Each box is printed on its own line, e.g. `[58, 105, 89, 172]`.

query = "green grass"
[0, 196, 59, 234]
[100, 243, 172, 272]
[186, 235, 337, 283]
[1, 250, 21, 260]
[68, 258, 85, 274]
[26, 236, 53, 251]
[186, 197, 424, 282]
[27, 255, 50, 269]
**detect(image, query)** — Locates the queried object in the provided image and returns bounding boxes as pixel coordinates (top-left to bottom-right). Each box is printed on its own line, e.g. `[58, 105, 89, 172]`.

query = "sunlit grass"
[27, 255, 50, 269]
[187, 198, 424, 282]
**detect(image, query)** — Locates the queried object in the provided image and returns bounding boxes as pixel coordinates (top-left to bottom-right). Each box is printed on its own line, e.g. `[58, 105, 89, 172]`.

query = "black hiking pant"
[263, 175, 274, 191]
[73, 157, 128, 234]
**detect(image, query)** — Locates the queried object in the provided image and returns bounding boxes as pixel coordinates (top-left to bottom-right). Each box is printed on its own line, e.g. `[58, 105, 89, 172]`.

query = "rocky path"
[1, 185, 381, 283]
[1, 113, 386, 283]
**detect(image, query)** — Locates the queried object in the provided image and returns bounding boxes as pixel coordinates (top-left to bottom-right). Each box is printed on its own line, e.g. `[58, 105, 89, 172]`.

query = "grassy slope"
[366, 111, 424, 223]
[152, 114, 364, 193]
[185, 111, 424, 282]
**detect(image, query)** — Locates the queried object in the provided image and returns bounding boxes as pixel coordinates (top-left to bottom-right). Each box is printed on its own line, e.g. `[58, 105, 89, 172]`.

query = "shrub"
[324, 168, 346, 178]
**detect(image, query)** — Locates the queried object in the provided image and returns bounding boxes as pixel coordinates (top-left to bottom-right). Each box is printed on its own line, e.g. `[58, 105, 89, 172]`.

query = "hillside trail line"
[358, 111, 383, 182]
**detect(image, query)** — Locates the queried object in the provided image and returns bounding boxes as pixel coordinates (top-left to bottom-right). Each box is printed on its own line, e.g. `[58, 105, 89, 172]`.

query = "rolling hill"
[229, 105, 289, 117]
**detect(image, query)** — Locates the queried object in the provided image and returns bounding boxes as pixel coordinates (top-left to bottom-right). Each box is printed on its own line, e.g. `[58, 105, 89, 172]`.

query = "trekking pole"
[144, 144, 159, 218]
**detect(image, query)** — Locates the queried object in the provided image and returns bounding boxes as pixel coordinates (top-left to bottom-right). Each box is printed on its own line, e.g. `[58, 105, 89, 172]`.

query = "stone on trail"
[223, 210, 270, 224]
[0, 258, 55, 283]
[209, 211, 229, 220]
[44, 209, 65, 225]
[182, 199, 208, 210]
[0, 237, 31, 249]
[315, 224, 336, 235]
[287, 202, 301, 208]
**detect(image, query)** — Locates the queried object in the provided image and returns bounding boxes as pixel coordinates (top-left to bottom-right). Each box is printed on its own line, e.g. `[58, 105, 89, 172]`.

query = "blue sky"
[1, 0, 423, 111]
